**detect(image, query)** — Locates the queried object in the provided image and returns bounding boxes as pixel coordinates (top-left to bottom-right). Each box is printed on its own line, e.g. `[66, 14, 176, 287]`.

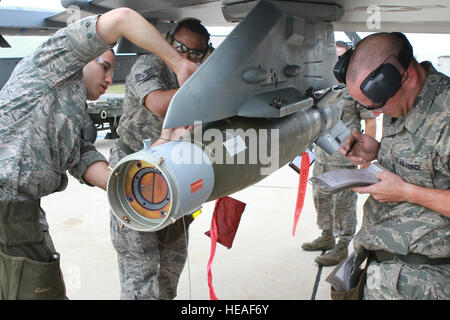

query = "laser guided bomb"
[107, 0, 350, 231]
[107, 86, 348, 232]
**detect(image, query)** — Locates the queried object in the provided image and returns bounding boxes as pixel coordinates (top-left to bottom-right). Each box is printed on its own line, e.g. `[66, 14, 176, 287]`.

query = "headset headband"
[333, 32, 413, 85]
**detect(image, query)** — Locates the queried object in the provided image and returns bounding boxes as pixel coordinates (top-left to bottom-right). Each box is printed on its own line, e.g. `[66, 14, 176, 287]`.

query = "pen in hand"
[345, 129, 364, 156]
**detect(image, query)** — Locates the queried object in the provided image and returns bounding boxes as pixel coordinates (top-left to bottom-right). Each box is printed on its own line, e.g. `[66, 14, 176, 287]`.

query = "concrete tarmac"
[42, 134, 369, 300]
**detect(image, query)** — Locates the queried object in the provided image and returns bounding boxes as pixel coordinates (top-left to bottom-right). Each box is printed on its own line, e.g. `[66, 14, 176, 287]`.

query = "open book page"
[309, 162, 386, 194]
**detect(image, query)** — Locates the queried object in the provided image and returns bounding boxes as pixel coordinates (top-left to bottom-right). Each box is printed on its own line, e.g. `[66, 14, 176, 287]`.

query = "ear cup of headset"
[333, 48, 353, 84]
[333, 56, 349, 84]
[332, 32, 412, 88]
[360, 63, 403, 103]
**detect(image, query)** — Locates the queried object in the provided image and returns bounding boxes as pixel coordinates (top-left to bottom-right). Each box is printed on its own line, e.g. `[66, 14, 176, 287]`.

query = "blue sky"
[1, 0, 449, 74]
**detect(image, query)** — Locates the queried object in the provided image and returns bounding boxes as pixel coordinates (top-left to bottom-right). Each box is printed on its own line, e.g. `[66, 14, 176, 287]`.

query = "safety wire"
[182, 216, 192, 300]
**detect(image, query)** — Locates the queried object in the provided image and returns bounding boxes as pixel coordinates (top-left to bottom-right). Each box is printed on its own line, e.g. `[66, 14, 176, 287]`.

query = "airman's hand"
[176, 59, 198, 86]
[351, 170, 410, 203]
[339, 130, 379, 165]
[152, 126, 194, 147]
[168, 125, 194, 140]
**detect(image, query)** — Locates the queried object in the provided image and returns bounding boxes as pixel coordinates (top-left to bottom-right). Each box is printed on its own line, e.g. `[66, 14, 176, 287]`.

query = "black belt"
[374, 250, 450, 266]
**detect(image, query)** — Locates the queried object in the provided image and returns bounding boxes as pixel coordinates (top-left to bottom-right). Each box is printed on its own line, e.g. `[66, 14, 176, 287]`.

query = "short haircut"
[174, 18, 210, 48]
[347, 33, 412, 85]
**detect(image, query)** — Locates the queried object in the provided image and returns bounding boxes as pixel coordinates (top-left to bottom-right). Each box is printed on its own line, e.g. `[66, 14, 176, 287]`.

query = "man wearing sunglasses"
[338, 33, 449, 299]
[108, 18, 210, 300]
[302, 41, 377, 267]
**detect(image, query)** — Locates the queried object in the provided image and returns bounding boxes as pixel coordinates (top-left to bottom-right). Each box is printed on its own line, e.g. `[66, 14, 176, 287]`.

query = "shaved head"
[345, 32, 426, 118]
[347, 33, 405, 87]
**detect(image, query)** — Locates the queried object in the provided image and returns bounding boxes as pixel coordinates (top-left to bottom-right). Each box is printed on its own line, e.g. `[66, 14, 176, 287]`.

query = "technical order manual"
[309, 162, 386, 194]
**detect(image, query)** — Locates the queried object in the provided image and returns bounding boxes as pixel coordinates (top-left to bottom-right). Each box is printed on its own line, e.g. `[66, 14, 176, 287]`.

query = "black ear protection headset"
[333, 32, 413, 109]
[166, 18, 212, 61]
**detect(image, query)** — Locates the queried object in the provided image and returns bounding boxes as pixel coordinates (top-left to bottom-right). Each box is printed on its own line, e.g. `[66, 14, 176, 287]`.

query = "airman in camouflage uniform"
[0, 16, 111, 201]
[343, 32, 450, 299]
[302, 41, 377, 266]
[0, 8, 199, 300]
[109, 19, 210, 300]
[116, 54, 178, 150]
[0, 15, 113, 300]
[302, 94, 376, 266]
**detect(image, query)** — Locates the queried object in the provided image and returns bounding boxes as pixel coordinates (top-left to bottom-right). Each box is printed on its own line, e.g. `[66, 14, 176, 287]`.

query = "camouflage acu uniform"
[109, 54, 188, 300]
[312, 95, 375, 243]
[0, 16, 110, 299]
[116, 54, 178, 151]
[354, 62, 450, 300]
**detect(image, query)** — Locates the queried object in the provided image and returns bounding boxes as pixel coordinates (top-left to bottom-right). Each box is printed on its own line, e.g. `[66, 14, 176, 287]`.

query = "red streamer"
[292, 151, 310, 237]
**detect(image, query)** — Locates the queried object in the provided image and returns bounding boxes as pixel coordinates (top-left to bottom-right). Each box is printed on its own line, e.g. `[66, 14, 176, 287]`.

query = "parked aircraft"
[1, 0, 449, 230]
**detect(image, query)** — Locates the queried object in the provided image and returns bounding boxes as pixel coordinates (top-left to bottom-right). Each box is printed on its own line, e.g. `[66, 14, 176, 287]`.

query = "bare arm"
[96, 8, 196, 85]
[144, 89, 178, 118]
[352, 171, 450, 218]
[82, 161, 110, 191]
[82, 128, 190, 189]
[404, 184, 450, 218]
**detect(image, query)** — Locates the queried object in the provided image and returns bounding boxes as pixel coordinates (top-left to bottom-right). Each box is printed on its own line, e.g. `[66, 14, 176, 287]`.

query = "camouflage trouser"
[363, 260, 450, 299]
[0, 201, 66, 300]
[312, 162, 357, 243]
[110, 213, 189, 300]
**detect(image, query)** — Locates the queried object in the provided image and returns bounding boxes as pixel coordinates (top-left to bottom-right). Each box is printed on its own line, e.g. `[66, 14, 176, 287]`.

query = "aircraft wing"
[55, 0, 450, 33]
[0, 6, 65, 37]
[2, 0, 449, 230]
[1, 0, 450, 36]
[1, 0, 449, 121]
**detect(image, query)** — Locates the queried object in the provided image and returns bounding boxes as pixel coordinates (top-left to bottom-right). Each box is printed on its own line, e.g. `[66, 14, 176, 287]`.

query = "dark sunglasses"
[171, 39, 205, 60]
[359, 99, 387, 111]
